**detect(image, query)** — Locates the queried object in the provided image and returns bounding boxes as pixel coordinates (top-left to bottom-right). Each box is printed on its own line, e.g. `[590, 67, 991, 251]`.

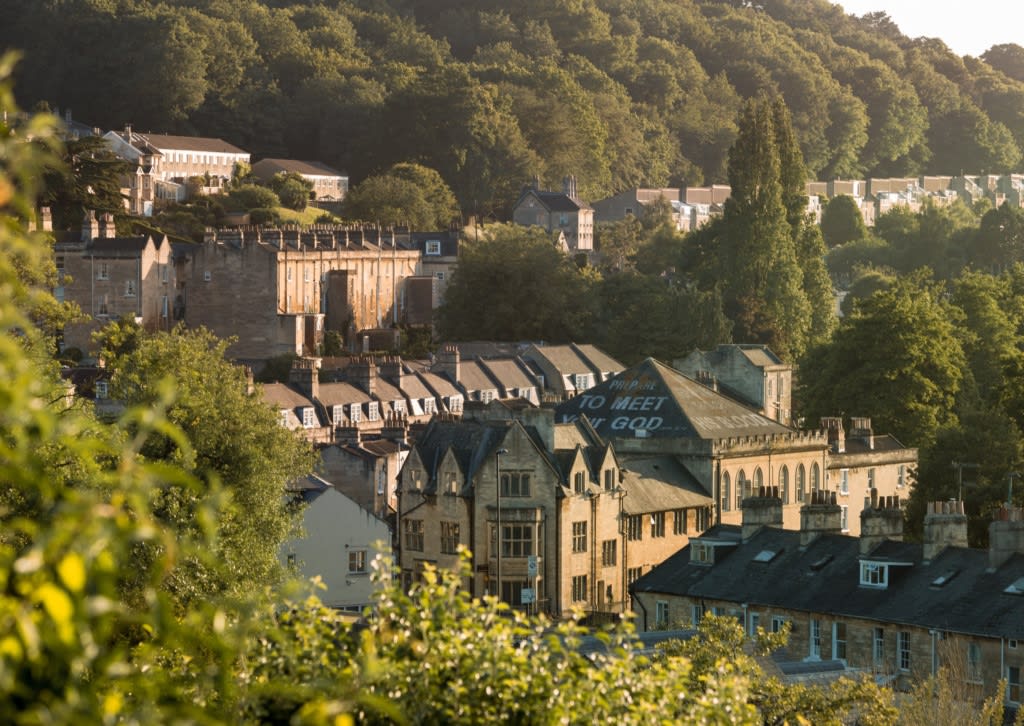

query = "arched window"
[753, 467, 764, 493]
[811, 462, 821, 493]
[736, 469, 747, 509]
[796, 464, 806, 503]
[722, 472, 731, 512]
[779, 466, 789, 504]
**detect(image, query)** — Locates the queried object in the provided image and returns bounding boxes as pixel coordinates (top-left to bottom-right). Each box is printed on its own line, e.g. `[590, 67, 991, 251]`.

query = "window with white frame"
[367, 402, 379, 421]
[348, 549, 367, 573]
[656, 600, 669, 628]
[897, 631, 911, 671]
[810, 619, 822, 659]
[833, 622, 847, 660]
[691, 542, 711, 564]
[480, 389, 494, 403]
[841, 505, 849, 532]
[349, 404, 362, 423]
[302, 407, 316, 428]
[161, 263, 169, 283]
[839, 469, 849, 495]
[860, 562, 888, 588]
[574, 373, 592, 391]
[279, 410, 290, 427]
[95, 381, 108, 399]
[332, 405, 343, 424]
[424, 398, 437, 415]
[449, 395, 463, 413]
[691, 605, 703, 626]
[749, 612, 760, 637]
[868, 467, 876, 489]
[425, 239, 441, 255]
[393, 400, 407, 416]
[572, 521, 587, 553]
[898, 464, 906, 488]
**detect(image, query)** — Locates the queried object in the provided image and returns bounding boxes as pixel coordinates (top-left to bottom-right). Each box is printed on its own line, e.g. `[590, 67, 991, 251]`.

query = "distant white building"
[282, 474, 392, 612]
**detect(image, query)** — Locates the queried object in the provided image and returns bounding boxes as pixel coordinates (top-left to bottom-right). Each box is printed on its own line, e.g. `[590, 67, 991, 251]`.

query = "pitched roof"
[317, 382, 371, 407]
[86, 236, 156, 256]
[262, 383, 313, 409]
[480, 358, 536, 391]
[136, 133, 248, 155]
[572, 343, 625, 374]
[633, 527, 1024, 640]
[526, 344, 595, 376]
[618, 456, 713, 513]
[459, 359, 501, 393]
[555, 358, 792, 440]
[525, 189, 590, 212]
[411, 419, 511, 493]
[252, 158, 344, 177]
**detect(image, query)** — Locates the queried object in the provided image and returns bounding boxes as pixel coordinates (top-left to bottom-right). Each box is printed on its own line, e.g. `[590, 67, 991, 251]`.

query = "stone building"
[179, 226, 426, 360]
[556, 358, 914, 537]
[674, 344, 794, 425]
[631, 497, 1024, 708]
[396, 405, 712, 619]
[512, 176, 594, 252]
[250, 158, 349, 202]
[57, 211, 175, 351]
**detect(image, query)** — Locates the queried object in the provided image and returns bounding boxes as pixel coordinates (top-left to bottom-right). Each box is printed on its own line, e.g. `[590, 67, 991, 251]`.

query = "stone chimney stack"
[741, 486, 784, 542]
[81, 210, 99, 242]
[799, 490, 843, 547]
[436, 344, 461, 384]
[695, 370, 718, 392]
[381, 412, 409, 445]
[922, 500, 968, 562]
[988, 506, 1024, 571]
[820, 417, 845, 453]
[98, 212, 116, 239]
[563, 175, 578, 200]
[859, 489, 903, 555]
[288, 357, 320, 401]
[849, 417, 874, 450]
[379, 355, 404, 389]
[350, 356, 378, 396]
[335, 424, 361, 447]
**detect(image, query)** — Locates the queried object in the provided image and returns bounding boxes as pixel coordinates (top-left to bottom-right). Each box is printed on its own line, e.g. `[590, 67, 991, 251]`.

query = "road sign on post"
[521, 588, 535, 605]
[527, 555, 538, 578]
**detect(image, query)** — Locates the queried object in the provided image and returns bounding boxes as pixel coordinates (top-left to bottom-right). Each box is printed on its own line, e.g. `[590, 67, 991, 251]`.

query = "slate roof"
[459, 359, 501, 393]
[262, 383, 314, 410]
[480, 358, 536, 391]
[555, 358, 791, 440]
[837, 434, 912, 456]
[410, 232, 459, 257]
[252, 158, 344, 177]
[411, 419, 511, 494]
[137, 133, 248, 155]
[317, 382, 372, 407]
[553, 420, 599, 451]
[526, 189, 590, 212]
[573, 343, 625, 374]
[527, 344, 594, 375]
[618, 456, 713, 513]
[632, 526, 1024, 640]
[86, 236, 157, 256]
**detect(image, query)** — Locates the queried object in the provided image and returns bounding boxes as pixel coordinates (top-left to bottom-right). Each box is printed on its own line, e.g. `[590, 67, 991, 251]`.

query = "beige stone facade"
[180, 227, 422, 359]
[58, 213, 176, 352]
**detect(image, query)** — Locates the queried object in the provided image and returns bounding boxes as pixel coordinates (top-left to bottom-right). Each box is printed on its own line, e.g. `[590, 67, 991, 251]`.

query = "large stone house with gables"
[396, 404, 711, 618]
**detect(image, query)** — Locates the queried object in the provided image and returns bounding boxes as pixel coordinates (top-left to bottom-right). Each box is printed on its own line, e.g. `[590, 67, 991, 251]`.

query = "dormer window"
[301, 407, 316, 428]
[860, 562, 888, 588]
[279, 410, 289, 427]
[367, 402, 379, 421]
[349, 404, 361, 423]
[393, 400, 406, 415]
[691, 542, 712, 565]
[425, 239, 441, 255]
[449, 395, 463, 413]
[480, 390, 494, 404]
[424, 398, 437, 415]
[574, 373, 592, 391]
[332, 405, 343, 424]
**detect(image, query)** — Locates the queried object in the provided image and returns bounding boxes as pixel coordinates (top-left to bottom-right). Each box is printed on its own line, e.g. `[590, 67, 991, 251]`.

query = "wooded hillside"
[4, 0, 1023, 217]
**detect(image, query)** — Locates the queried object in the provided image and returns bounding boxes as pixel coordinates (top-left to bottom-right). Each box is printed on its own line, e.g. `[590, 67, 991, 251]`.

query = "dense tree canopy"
[4, 1, 1024, 220]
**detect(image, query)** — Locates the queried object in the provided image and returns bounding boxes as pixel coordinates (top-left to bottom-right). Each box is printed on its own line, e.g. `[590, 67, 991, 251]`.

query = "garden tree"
[437, 224, 597, 342]
[105, 326, 316, 607]
[971, 202, 1024, 271]
[267, 171, 312, 212]
[386, 162, 461, 227]
[714, 96, 813, 360]
[839, 267, 896, 317]
[593, 272, 730, 365]
[594, 215, 644, 273]
[40, 135, 131, 231]
[821, 194, 868, 248]
[798, 273, 965, 450]
[343, 173, 436, 228]
[224, 183, 280, 212]
[826, 236, 892, 287]
[909, 405, 1024, 545]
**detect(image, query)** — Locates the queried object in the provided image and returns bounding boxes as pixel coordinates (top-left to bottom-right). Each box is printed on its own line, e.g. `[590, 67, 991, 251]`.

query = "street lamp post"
[495, 447, 508, 601]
